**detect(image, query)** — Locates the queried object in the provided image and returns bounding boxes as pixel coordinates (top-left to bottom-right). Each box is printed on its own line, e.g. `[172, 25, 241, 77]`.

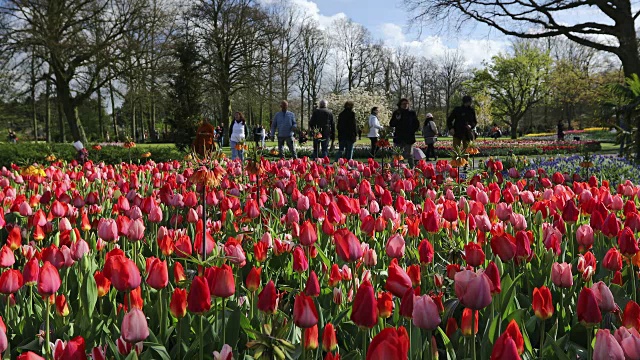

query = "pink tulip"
[576, 225, 594, 250]
[386, 234, 405, 259]
[454, 269, 492, 310]
[97, 219, 118, 242]
[213, 344, 233, 360]
[594, 329, 624, 360]
[412, 295, 441, 330]
[127, 218, 145, 241]
[614, 327, 640, 360]
[121, 309, 149, 343]
[551, 262, 573, 288]
[592, 281, 616, 313]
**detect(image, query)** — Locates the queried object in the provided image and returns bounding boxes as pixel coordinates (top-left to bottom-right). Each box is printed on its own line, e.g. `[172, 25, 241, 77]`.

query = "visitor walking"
[253, 125, 263, 148]
[270, 100, 297, 159]
[229, 112, 248, 161]
[390, 98, 420, 168]
[260, 125, 266, 148]
[308, 99, 334, 159]
[335, 101, 358, 162]
[446, 95, 477, 152]
[367, 107, 383, 158]
[73, 141, 89, 165]
[422, 113, 438, 161]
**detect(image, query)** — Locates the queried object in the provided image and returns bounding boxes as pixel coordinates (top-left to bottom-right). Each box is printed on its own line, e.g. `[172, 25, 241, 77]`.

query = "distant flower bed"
[418, 139, 600, 156]
[526, 155, 640, 186]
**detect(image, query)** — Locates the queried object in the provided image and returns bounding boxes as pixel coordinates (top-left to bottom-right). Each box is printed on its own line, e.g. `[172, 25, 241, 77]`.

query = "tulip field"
[2, 156, 640, 360]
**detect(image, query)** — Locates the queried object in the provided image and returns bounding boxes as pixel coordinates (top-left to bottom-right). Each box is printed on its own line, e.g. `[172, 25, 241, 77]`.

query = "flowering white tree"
[324, 88, 390, 130]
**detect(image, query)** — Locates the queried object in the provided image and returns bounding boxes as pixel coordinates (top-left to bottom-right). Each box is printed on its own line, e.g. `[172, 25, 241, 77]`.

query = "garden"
[0, 150, 639, 360]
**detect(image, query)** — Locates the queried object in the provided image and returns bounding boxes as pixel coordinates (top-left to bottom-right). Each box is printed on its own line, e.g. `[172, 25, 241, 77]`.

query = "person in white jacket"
[367, 107, 384, 158]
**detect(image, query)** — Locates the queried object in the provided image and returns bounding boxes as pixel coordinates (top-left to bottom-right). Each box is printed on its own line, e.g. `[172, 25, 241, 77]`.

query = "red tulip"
[322, 323, 338, 352]
[491, 233, 516, 262]
[407, 264, 421, 287]
[0, 269, 23, 294]
[532, 286, 553, 320]
[578, 287, 602, 325]
[103, 254, 141, 292]
[293, 247, 309, 273]
[187, 276, 211, 314]
[377, 291, 394, 319]
[173, 262, 186, 283]
[170, 288, 187, 319]
[145, 257, 168, 290]
[619, 227, 639, 256]
[38, 261, 61, 296]
[446, 317, 459, 338]
[351, 279, 378, 328]
[418, 239, 434, 264]
[491, 333, 522, 360]
[603, 213, 621, 238]
[412, 295, 441, 330]
[304, 325, 318, 350]
[442, 200, 458, 222]
[624, 301, 640, 331]
[562, 200, 579, 223]
[334, 228, 363, 262]
[17, 352, 45, 360]
[254, 241, 268, 263]
[603, 248, 623, 272]
[328, 264, 342, 287]
[484, 261, 501, 294]
[305, 270, 320, 297]
[461, 308, 478, 336]
[385, 259, 412, 298]
[94, 271, 111, 297]
[124, 286, 143, 311]
[121, 308, 149, 343]
[6, 226, 21, 250]
[246, 266, 262, 293]
[454, 269, 492, 310]
[23, 257, 39, 286]
[464, 242, 485, 267]
[56, 294, 70, 317]
[293, 293, 318, 328]
[366, 327, 409, 360]
[300, 220, 318, 246]
[257, 280, 279, 314]
[399, 287, 416, 318]
[206, 264, 235, 298]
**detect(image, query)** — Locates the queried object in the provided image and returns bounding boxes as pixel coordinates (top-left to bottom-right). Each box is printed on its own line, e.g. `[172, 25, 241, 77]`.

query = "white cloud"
[258, 0, 347, 29]
[377, 22, 509, 68]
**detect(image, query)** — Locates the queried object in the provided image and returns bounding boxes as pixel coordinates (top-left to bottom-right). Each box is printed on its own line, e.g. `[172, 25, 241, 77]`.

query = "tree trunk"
[31, 51, 38, 142]
[132, 100, 137, 141]
[109, 79, 119, 140]
[45, 75, 51, 143]
[221, 95, 231, 147]
[57, 98, 65, 143]
[97, 84, 104, 140]
[55, 79, 87, 144]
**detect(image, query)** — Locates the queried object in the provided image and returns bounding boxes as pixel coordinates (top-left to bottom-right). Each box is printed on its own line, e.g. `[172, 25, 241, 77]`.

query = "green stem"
[363, 328, 368, 358]
[587, 328, 593, 360]
[45, 300, 51, 359]
[631, 263, 637, 303]
[425, 330, 432, 360]
[539, 320, 545, 359]
[409, 322, 412, 360]
[471, 312, 477, 360]
[222, 297, 226, 346]
[159, 288, 166, 342]
[176, 318, 182, 360]
[199, 315, 204, 360]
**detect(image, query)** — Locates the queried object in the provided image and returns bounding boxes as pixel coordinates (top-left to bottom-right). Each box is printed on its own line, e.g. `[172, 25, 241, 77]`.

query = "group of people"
[192, 95, 479, 167]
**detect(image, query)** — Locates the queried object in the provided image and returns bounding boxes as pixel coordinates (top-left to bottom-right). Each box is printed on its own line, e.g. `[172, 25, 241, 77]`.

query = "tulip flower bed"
[2, 156, 640, 360]
[525, 155, 640, 187]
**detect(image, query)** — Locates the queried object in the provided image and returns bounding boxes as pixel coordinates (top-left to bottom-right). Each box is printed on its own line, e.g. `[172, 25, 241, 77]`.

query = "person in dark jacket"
[390, 98, 420, 167]
[447, 95, 477, 152]
[308, 99, 335, 159]
[335, 101, 357, 162]
[557, 120, 565, 141]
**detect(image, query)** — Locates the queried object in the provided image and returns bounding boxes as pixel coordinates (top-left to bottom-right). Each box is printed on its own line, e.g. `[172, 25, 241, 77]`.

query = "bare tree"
[330, 17, 371, 91]
[404, 0, 640, 79]
[297, 23, 329, 127]
[0, 0, 146, 144]
[437, 50, 468, 117]
[194, 0, 268, 145]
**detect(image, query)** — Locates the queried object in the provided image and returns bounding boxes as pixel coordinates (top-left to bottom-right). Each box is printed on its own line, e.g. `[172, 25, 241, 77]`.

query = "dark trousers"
[425, 144, 436, 160]
[313, 139, 329, 159]
[369, 137, 378, 158]
[277, 137, 297, 159]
